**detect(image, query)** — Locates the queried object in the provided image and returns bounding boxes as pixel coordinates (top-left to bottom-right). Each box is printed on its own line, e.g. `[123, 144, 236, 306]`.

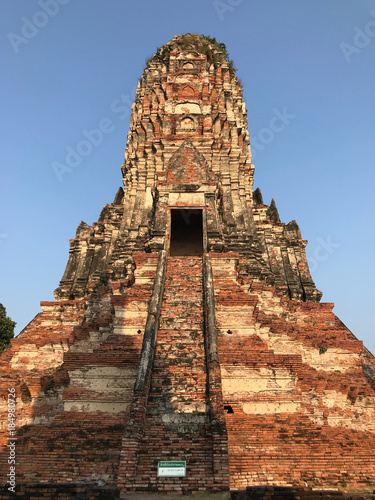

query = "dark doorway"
[170, 209, 203, 256]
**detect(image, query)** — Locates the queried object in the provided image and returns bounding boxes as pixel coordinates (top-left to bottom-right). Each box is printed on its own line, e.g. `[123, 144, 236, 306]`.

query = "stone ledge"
[231, 486, 375, 500]
[0, 482, 120, 499]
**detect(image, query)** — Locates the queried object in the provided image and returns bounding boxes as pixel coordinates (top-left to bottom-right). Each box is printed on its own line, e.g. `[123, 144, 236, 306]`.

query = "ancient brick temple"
[1, 34, 375, 498]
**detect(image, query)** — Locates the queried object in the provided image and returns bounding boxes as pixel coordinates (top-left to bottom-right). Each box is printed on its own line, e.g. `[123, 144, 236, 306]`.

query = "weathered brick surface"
[0, 34, 374, 497]
[211, 255, 375, 492]
[0, 483, 120, 499]
[118, 257, 228, 494]
[231, 487, 375, 500]
[0, 255, 157, 492]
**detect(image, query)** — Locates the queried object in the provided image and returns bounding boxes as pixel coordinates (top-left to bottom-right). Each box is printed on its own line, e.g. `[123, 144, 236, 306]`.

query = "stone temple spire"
[1, 34, 374, 498]
[55, 33, 320, 302]
[121, 33, 253, 248]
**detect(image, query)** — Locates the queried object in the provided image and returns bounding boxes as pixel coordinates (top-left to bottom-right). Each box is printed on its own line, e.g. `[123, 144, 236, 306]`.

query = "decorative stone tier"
[211, 255, 375, 492]
[54, 34, 320, 303]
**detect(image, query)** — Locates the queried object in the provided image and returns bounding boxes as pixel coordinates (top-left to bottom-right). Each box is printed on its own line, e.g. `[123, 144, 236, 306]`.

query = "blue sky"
[1, 0, 374, 354]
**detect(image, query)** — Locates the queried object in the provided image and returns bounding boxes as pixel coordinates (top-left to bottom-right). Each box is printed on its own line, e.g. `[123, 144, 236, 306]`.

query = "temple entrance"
[170, 209, 203, 256]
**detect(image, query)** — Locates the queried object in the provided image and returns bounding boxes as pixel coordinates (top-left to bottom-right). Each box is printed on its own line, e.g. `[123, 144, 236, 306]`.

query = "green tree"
[0, 303, 16, 354]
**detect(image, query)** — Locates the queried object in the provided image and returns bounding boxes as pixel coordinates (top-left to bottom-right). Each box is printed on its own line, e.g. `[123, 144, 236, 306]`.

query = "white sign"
[157, 461, 186, 477]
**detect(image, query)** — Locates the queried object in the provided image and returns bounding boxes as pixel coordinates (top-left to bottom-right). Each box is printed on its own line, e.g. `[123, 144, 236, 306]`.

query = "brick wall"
[211, 255, 375, 492]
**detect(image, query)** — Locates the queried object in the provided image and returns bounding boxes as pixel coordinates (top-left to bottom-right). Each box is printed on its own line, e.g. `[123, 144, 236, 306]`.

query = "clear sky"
[1, 0, 375, 354]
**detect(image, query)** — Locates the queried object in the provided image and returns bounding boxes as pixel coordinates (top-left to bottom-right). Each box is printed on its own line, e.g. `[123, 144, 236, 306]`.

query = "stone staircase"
[131, 256, 216, 493]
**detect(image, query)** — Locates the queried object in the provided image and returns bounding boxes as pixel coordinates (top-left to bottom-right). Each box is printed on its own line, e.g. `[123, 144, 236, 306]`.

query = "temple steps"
[131, 256, 216, 492]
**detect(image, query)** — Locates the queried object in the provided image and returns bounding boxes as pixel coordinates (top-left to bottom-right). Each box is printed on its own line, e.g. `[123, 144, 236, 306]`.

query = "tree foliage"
[0, 303, 16, 354]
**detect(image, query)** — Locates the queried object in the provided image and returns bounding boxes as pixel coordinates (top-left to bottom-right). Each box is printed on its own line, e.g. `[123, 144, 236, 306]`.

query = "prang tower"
[0, 35, 374, 497]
